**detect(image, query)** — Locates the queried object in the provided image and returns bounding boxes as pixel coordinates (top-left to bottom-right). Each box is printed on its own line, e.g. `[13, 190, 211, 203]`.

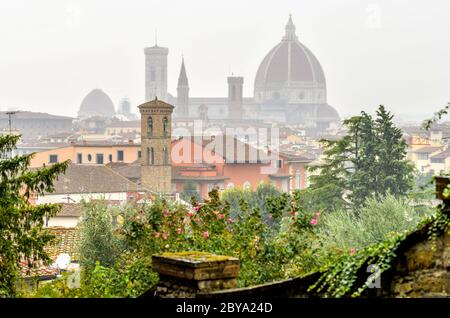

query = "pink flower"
[162, 232, 169, 240]
[187, 211, 195, 217]
[194, 205, 200, 212]
[315, 211, 320, 218]
[310, 219, 317, 226]
[203, 231, 209, 239]
[176, 228, 183, 234]
[217, 213, 225, 219]
[227, 218, 233, 223]
[350, 248, 356, 255]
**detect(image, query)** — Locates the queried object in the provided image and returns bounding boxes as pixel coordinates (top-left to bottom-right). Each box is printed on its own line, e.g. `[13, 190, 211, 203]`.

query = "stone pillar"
[152, 252, 240, 298]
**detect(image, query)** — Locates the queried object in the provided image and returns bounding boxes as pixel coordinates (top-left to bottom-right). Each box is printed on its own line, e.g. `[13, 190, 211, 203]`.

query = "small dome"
[78, 89, 116, 119]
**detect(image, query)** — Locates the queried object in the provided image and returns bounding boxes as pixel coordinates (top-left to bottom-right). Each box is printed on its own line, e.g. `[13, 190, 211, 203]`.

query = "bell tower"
[139, 97, 174, 195]
[176, 57, 189, 117]
[144, 44, 169, 102]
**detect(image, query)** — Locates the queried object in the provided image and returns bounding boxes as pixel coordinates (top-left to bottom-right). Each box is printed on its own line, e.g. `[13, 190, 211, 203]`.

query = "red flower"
[203, 231, 209, 239]
[227, 218, 233, 223]
[217, 213, 225, 219]
[350, 248, 357, 255]
[194, 205, 200, 212]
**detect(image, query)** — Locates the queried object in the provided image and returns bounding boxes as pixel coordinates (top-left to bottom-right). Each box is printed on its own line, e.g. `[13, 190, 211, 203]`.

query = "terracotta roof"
[45, 227, 80, 262]
[57, 203, 83, 217]
[49, 164, 141, 194]
[19, 227, 80, 279]
[279, 151, 313, 162]
[431, 149, 450, 159]
[0, 111, 73, 120]
[414, 146, 442, 153]
[19, 259, 58, 279]
[138, 98, 174, 110]
[198, 136, 271, 164]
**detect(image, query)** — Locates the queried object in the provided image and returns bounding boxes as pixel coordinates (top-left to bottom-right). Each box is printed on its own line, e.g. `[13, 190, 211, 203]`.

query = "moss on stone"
[158, 251, 235, 263]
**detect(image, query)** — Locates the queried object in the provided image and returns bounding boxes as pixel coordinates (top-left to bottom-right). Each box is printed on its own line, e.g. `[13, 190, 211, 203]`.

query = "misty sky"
[0, 0, 449, 122]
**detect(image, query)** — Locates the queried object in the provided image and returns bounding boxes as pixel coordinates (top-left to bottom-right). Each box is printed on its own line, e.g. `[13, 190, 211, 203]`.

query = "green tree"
[0, 134, 68, 297]
[309, 105, 414, 211]
[78, 200, 122, 270]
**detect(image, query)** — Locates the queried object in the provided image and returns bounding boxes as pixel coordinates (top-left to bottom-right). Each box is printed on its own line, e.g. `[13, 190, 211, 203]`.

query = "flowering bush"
[22, 188, 331, 297]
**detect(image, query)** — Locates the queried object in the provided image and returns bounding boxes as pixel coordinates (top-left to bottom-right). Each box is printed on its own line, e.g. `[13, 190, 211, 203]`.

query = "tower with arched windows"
[138, 97, 174, 194]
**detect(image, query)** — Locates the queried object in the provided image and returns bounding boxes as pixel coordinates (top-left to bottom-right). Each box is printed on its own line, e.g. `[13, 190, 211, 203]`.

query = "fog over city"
[1, 0, 449, 122]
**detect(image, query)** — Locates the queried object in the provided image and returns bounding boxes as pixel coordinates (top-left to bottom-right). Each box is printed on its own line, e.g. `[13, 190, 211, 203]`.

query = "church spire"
[177, 56, 189, 87]
[283, 14, 297, 41]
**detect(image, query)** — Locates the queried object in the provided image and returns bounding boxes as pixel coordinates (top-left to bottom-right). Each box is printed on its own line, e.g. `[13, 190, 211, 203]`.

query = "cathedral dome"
[78, 89, 116, 119]
[254, 16, 327, 103]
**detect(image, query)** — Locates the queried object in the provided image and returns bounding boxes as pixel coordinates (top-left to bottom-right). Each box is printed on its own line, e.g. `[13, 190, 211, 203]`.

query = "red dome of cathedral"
[254, 15, 327, 102]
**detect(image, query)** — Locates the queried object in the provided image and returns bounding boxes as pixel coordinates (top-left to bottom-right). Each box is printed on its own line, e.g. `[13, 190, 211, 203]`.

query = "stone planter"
[152, 251, 240, 298]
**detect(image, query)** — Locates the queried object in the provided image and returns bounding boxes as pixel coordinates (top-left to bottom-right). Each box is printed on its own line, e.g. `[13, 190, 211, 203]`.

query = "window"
[117, 150, 124, 161]
[417, 153, 429, 160]
[77, 153, 82, 164]
[109, 154, 113, 162]
[163, 147, 169, 165]
[148, 147, 154, 165]
[431, 157, 444, 164]
[49, 154, 58, 163]
[275, 159, 283, 169]
[147, 116, 153, 137]
[96, 154, 104, 164]
[138, 150, 142, 158]
[87, 154, 92, 162]
[295, 171, 301, 189]
[163, 117, 169, 137]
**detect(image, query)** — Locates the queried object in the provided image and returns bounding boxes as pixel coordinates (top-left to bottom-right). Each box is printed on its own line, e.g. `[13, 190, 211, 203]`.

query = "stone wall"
[381, 229, 450, 297]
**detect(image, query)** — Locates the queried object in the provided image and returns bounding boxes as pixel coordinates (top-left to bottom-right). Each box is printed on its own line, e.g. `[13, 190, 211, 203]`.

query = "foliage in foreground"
[316, 193, 431, 252]
[0, 134, 68, 297]
[20, 185, 432, 298]
[309, 208, 450, 298]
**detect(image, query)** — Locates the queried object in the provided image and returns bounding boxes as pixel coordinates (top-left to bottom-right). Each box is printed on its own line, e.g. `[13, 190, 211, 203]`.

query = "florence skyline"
[0, 0, 449, 123]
